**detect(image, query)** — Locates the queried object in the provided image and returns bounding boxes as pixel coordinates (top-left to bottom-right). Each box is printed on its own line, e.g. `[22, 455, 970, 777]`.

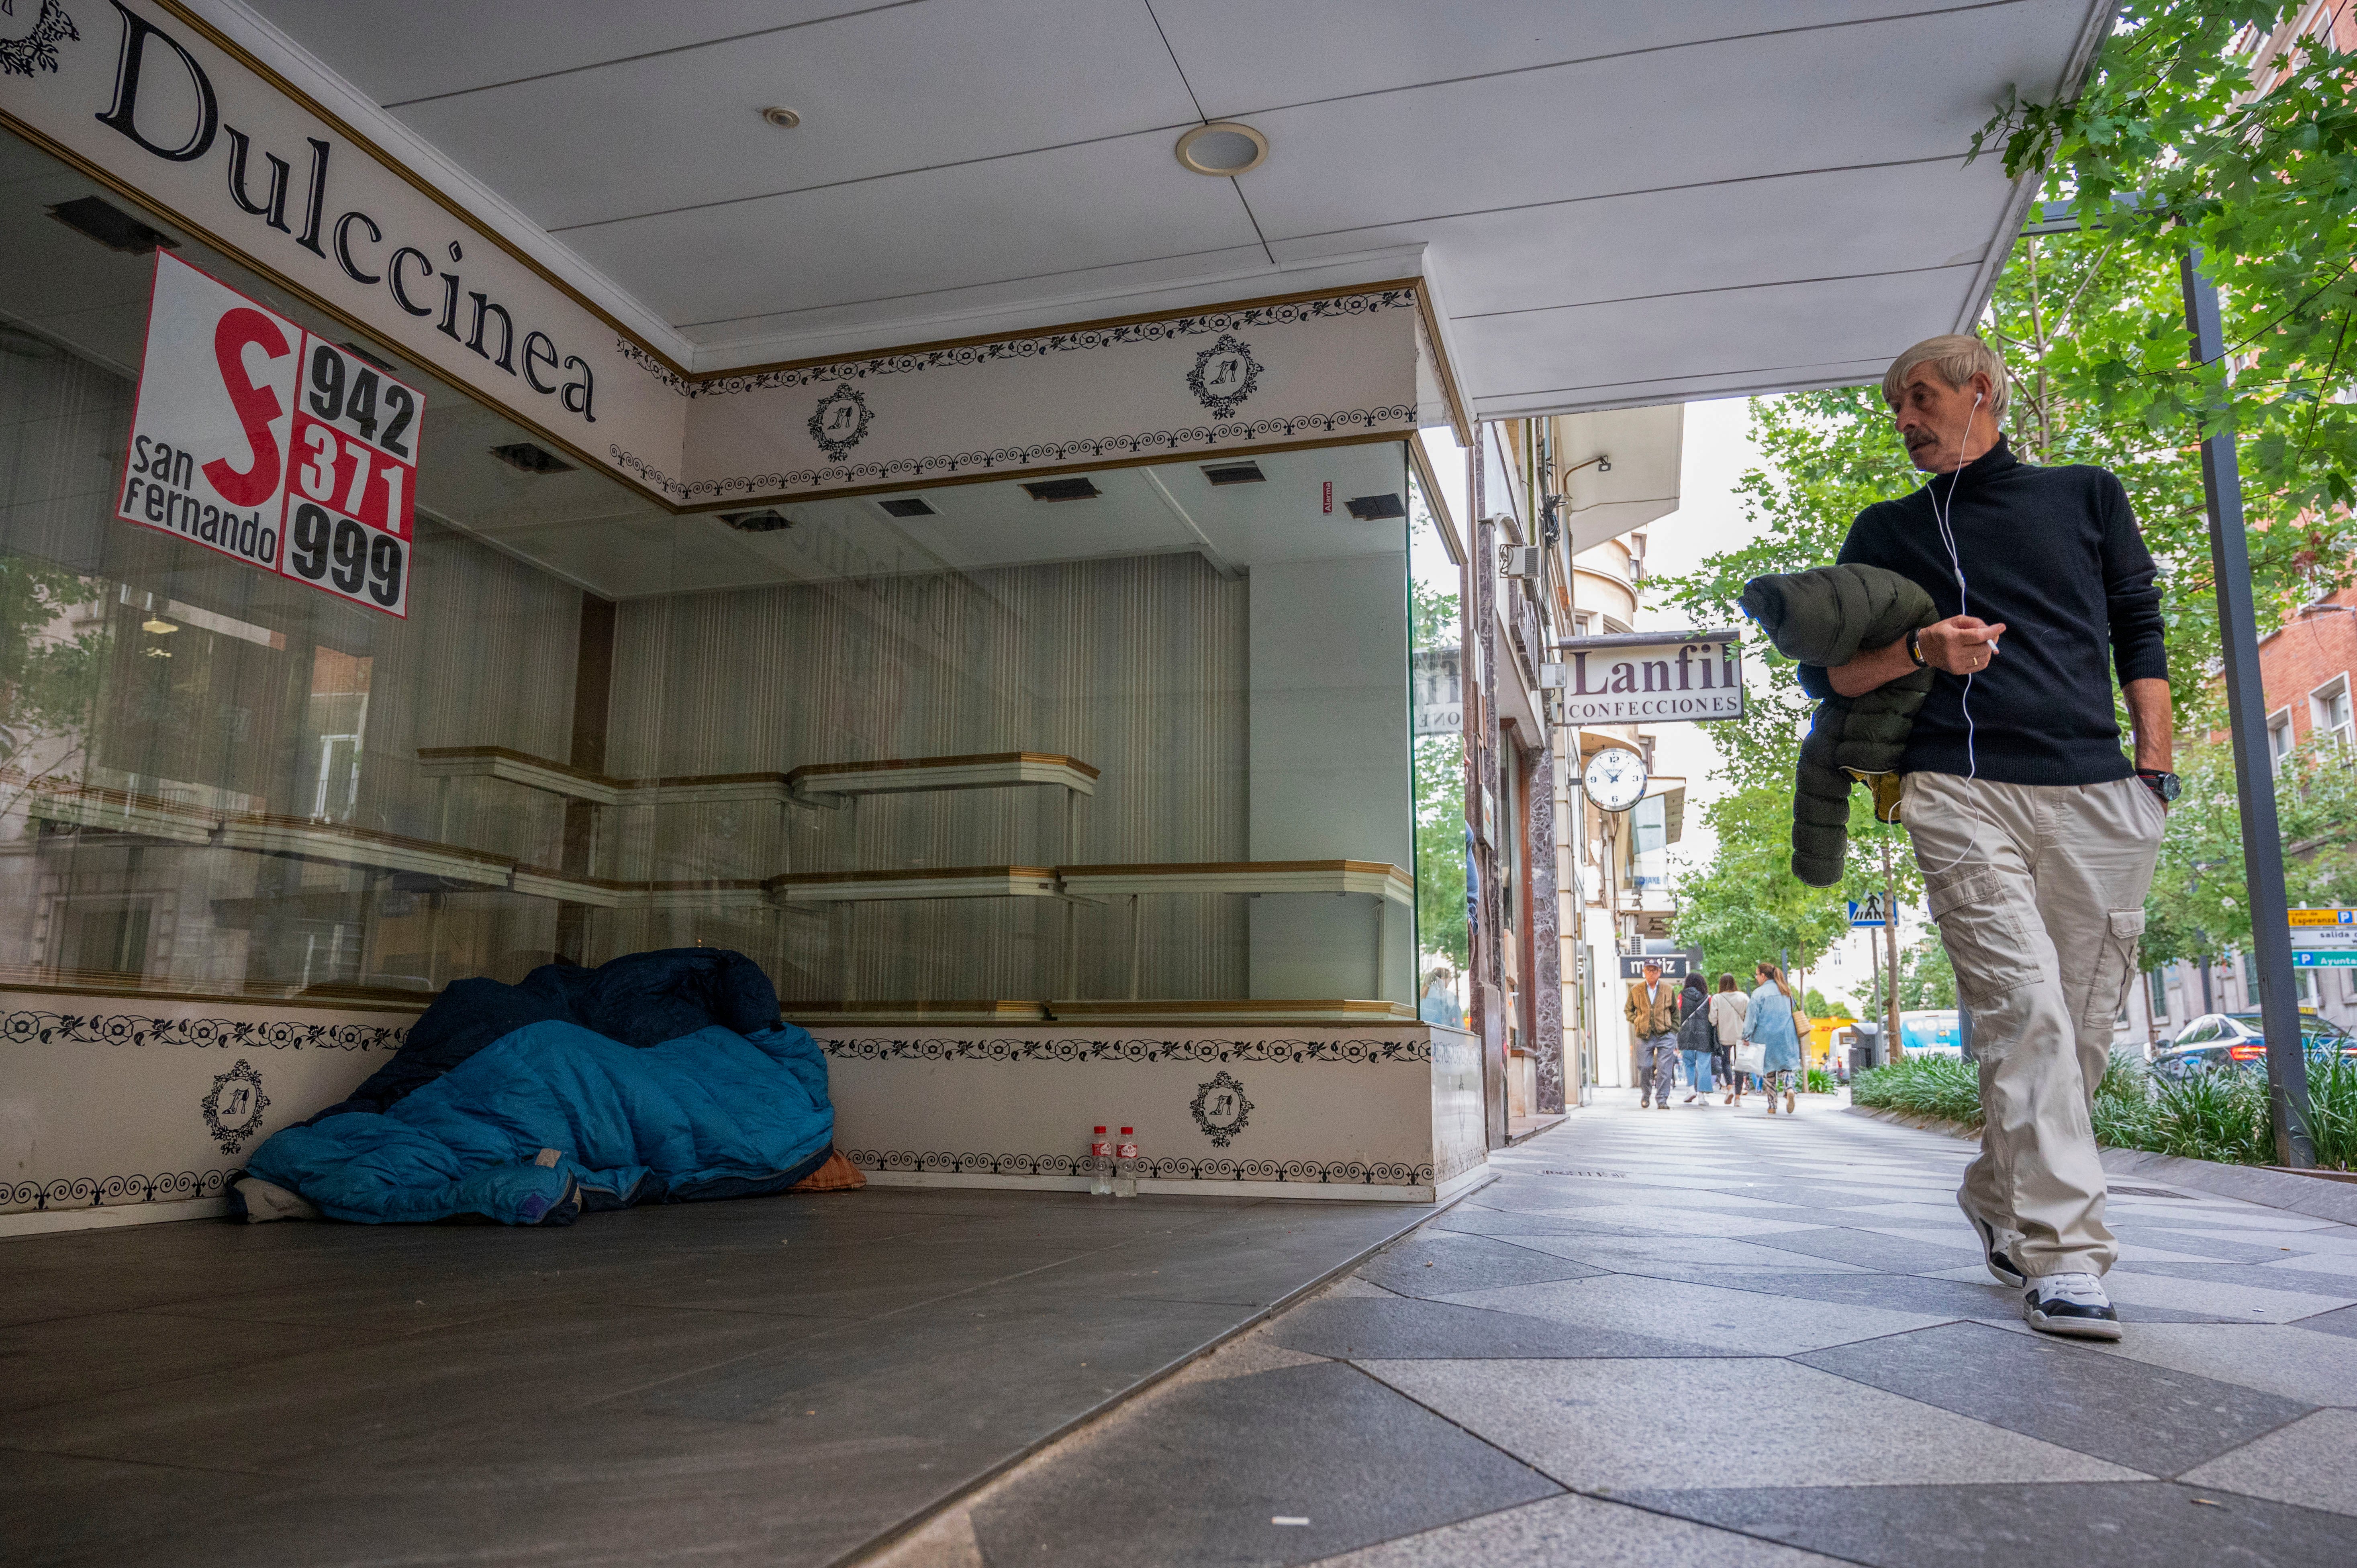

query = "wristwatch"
[2136, 768, 2181, 804]
[1905, 627, 1930, 670]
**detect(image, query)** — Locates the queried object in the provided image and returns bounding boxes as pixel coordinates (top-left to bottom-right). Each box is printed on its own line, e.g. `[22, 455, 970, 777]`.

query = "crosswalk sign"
[1848, 895, 1887, 928]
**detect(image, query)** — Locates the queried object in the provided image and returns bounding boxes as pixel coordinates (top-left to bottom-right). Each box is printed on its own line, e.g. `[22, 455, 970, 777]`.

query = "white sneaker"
[2024, 1272, 2122, 1341]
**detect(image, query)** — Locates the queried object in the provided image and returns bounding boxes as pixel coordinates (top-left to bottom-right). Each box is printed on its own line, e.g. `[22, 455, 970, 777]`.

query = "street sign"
[2293, 951, 2357, 968]
[116, 253, 421, 618]
[2290, 909, 2357, 950]
[1618, 955, 1690, 980]
[1848, 895, 1887, 928]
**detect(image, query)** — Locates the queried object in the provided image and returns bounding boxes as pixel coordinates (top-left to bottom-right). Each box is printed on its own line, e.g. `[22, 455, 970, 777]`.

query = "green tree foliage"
[1410, 575, 1468, 974]
[0, 555, 106, 801]
[2145, 737, 2357, 967]
[1674, 6, 2357, 963]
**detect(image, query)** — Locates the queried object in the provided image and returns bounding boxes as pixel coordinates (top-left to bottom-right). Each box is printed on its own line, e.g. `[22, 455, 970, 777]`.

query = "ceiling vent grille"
[877, 497, 936, 518]
[48, 196, 177, 255]
[1021, 477, 1101, 502]
[720, 509, 792, 533]
[488, 442, 574, 475]
[1201, 462, 1265, 486]
[1345, 492, 1406, 521]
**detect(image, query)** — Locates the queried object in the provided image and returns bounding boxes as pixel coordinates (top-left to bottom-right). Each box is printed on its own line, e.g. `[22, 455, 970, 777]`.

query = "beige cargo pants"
[1900, 772, 2164, 1278]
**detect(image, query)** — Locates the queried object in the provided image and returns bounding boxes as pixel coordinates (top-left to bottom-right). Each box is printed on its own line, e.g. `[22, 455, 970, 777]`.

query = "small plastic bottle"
[1088, 1125, 1113, 1196]
[1113, 1127, 1140, 1198]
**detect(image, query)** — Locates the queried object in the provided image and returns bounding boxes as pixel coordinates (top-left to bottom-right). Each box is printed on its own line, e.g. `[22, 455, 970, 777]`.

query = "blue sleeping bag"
[244, 949, 836, 1225]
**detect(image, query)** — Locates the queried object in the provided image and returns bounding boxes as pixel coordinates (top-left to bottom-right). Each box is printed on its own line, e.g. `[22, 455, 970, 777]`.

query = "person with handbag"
[1708, 973, 1750, 1104]
[1744, 962, 1803, 1115]
[1676, 971, 1714, 1104]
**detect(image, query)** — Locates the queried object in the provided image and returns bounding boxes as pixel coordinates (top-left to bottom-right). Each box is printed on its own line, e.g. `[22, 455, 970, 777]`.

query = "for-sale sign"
[116, 253, 419, 617]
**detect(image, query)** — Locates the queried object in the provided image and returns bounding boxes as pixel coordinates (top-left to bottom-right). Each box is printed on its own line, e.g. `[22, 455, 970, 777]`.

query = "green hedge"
[1852, 1051, 2357, 1171]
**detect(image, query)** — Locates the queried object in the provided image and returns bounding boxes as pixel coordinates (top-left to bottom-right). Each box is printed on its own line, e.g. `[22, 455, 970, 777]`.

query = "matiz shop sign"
[119, 251, 421, 615]
[1543, 630, 1742, 725]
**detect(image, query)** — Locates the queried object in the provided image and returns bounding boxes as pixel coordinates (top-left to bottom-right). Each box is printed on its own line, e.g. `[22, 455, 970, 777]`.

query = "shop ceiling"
[223, 0, 2109, 421]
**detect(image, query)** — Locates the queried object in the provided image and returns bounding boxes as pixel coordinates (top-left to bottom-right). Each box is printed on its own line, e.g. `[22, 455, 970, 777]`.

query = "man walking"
[1799, 334, 2172, 1341]
[1625, 959, 1681, 1111]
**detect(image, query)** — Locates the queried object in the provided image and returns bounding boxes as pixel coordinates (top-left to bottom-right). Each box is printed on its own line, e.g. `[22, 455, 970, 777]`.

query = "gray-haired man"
[1797, 334, 2174, 1341]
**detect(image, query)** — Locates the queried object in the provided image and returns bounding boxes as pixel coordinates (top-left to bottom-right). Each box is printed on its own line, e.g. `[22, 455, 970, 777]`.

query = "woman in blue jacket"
[1744, 962, 1803, 1116]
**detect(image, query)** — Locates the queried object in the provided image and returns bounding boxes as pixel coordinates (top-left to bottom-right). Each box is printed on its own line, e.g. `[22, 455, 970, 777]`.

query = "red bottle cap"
[1094, 1125, 1107, 1134]
[1120, 1127, 1134, 1135]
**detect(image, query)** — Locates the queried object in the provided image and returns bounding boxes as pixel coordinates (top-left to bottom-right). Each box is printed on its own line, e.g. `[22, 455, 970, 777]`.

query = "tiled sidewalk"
[889, 1090, 2357, 1568]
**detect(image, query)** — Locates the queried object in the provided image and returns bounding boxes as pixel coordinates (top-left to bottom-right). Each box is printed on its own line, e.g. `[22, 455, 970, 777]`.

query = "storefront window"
[1408, 466, 1467, 1027]
[0, 129, 1421, 1016]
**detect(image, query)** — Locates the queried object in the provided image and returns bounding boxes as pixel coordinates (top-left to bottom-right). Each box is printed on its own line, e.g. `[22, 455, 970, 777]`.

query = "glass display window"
[0, 125, 1427, 1019]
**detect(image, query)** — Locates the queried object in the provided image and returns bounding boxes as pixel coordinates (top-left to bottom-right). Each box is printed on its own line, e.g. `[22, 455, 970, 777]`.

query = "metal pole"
[1883, 839, 1902, 1064]
[2180, 245, 2313, 1167]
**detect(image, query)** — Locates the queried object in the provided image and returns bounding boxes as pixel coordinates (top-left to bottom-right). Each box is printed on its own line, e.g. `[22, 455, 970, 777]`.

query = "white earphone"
[1917, 389, 1985, 875]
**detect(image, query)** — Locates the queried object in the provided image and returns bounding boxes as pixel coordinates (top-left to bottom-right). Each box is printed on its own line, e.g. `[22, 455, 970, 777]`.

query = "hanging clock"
[1582, 746, 1648, 813]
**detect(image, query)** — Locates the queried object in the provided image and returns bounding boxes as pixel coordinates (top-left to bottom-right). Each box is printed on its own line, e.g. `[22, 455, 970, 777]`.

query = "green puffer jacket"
[1739, 564, 1938, 887]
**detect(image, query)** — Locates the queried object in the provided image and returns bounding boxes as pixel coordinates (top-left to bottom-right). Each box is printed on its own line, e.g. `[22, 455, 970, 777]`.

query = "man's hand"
[1826, 615, 2006, 697]
[1915, 615, 2007, 676]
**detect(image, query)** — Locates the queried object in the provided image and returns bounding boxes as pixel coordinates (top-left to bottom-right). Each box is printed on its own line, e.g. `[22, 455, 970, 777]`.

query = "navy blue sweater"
[1796, 440, 2167, 786]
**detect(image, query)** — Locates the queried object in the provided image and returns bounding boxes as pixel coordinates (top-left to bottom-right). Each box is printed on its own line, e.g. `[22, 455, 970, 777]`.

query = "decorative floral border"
[0, 1009, 406, 1051]
[842, 1149, 1433, 1185]
[818, 1036, 1430, 1066]
[664, 405, 1416, 502]
[0, 1, 79, 80]
[627, 292, 1416, 399]
[4, 1169, 231, 1211]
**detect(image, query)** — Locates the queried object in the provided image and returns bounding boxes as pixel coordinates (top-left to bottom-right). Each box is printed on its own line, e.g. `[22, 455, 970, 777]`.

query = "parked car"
[2152, 1011, 2357, 1080]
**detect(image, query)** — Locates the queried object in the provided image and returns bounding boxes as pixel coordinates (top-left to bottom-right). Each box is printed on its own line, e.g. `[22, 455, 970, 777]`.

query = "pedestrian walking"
[1677, 971, 1714, 1104]
[1624, 959, 1680, 1110]
[1709, 974, 1749, 1105]
[1798, 334, 2169, 1340]
[1744, 963, 1801, 1115]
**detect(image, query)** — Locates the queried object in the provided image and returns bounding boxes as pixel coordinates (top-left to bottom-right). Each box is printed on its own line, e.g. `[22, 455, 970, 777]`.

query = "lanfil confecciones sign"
[119, 252, 421, 616]
[1546, 630, 1743, 725]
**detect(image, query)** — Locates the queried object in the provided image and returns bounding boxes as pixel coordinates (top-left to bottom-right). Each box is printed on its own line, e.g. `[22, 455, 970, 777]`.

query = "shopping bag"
[1734, 1041, 1767, 1076]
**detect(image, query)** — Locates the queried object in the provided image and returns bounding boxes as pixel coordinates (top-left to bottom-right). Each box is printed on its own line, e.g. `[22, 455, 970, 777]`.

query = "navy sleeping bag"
[244, 948, 837, 1225]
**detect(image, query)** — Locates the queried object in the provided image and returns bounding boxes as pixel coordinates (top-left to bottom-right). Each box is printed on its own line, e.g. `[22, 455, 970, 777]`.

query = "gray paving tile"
[1491, 1233, 1874, 1280]
[1359, 1358, 2142, 1489]
[2179, 1408, 2357, 1517]
[1268, 1295, 1708, 1360]
[1622, 1480, 2356, 1568]
[2069, 1322, 2357, 1405]
[1303, 1491, 1850, 1567]
[2101, 1269, 2355, 1323]
[1443, 1273, 1957, 1355]
[2294, 1302, 2357, 1338]
[1797, 1321, 2312, 1475]
[1742, 1226, 1984, 1274]
[969, 1362, 1561, 1568]
[1354, 1232, 1609, 1299]
[2110, 1227, 2318, 1264]
[2110, 1260, 2357, 1300]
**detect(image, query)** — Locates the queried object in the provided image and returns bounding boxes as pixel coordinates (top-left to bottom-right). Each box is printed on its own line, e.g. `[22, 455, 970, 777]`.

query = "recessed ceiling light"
[1175, 122, 1268, 176]
[48, 195, 178, 255]
[1201, 461, 1265, 486]
[877, 497, 937, 518]
[761, 106, 802, 129]
[1345, 492, 1406, 521]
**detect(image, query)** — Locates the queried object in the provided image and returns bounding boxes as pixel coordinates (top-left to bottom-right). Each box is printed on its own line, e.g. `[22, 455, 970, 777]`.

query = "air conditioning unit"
[1538, 662, 1569, 689]
[1501, 545, 1541, 580]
